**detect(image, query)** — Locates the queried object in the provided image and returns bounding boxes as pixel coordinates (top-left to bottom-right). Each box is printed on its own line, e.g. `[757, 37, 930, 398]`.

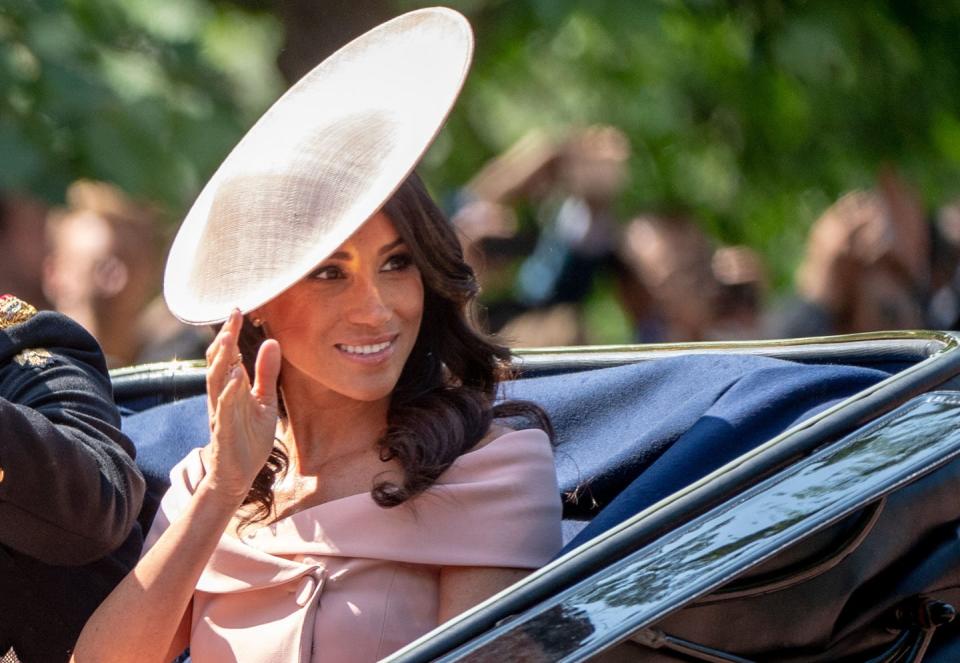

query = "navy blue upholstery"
[123, 396, 207, 535]
[521, 356, 889, 552]
[122, 355, 889, 547]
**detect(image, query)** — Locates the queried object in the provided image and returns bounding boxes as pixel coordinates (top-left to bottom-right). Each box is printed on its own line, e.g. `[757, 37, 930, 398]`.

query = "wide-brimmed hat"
[164, 7, 473, 324]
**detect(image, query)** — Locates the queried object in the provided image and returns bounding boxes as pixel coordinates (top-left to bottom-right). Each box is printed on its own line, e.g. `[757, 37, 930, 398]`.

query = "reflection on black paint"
[448, 395, 960, 661]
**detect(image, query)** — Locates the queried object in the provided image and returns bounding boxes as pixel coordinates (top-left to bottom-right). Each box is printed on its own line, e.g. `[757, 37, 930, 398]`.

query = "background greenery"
[4, 0, 960, 311]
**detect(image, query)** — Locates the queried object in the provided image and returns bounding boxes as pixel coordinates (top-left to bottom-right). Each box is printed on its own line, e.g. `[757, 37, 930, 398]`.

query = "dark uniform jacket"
[0, 296, 145, 662]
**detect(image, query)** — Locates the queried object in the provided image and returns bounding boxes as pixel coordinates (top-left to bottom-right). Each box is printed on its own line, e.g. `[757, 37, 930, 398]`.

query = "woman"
[74, 8, 562, 663]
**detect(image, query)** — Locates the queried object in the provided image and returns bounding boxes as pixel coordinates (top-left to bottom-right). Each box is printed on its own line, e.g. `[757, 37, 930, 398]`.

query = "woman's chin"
[331, 378, 400, 404]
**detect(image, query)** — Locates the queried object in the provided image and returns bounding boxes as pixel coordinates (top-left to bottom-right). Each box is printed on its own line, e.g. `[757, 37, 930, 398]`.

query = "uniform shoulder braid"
[0, 295, 54, 369]
[0, 294, 38, 330]
[0, 294, 108, 375]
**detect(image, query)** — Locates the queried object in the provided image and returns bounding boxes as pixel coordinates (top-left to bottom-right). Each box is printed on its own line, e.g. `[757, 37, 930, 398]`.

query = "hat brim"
[164, 7, 473, 325]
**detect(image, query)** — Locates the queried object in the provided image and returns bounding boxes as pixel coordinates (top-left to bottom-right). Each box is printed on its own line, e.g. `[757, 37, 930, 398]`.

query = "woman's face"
[256, 211, 424, 403]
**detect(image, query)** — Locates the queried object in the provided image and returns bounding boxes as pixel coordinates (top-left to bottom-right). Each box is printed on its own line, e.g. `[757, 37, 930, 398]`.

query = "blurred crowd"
[452, 126, 960, 347]
[0, 181, 211, 368]
[4, 129, 960, 364]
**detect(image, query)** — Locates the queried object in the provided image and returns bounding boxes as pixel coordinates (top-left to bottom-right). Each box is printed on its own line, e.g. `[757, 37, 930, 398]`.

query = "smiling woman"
[71, 8, 562, 663]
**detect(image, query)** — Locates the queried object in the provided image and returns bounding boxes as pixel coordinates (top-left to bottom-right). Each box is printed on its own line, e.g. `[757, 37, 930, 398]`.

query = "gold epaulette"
[0, 294, 38, 331]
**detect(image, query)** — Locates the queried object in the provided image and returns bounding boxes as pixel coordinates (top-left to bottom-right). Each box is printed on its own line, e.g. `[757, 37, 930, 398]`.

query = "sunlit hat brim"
[163, 7, 473, 324]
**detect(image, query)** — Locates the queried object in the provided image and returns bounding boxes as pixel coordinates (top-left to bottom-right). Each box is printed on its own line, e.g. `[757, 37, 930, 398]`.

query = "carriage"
[112, 331, 960, 662]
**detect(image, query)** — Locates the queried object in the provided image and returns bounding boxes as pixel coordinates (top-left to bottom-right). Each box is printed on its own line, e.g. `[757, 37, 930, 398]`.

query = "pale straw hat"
[164, 7, 474, 324]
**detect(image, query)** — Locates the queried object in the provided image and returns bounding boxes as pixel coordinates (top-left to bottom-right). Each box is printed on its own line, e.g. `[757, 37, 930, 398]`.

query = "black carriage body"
[111, 332, 960, 662]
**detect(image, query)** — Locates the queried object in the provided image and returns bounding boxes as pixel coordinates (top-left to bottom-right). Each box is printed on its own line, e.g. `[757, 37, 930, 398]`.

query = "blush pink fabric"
[144, 429, 562, 662]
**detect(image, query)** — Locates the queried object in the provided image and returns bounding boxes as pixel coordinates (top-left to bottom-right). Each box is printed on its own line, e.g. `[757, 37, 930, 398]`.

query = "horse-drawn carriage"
[113, 331, 960, 662]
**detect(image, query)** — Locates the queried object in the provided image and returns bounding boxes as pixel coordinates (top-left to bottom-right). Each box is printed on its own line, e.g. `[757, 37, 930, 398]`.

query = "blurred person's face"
[799, 188, 928, 333]
[561, 126, 630, 203]
[624, 217, 718, 340]
[798, 192, 887, 313]
[562, 156, 627, 203]
[43, 212, 127, 324]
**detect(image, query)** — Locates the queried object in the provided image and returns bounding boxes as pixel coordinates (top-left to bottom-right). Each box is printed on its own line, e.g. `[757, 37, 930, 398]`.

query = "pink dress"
[144, 429, 562, 662]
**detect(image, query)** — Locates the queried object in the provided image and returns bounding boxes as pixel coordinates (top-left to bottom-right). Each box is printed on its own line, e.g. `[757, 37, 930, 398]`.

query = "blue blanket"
[502, 355, 888, 552]
[123, 354, 889, 547]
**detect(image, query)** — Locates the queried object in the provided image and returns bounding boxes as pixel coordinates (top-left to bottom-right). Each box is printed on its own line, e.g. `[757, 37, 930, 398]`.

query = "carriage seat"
[121, 354, 889, 546]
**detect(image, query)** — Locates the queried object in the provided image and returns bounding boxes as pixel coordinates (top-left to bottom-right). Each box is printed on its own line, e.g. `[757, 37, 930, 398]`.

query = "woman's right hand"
[203, 309, 283, 504]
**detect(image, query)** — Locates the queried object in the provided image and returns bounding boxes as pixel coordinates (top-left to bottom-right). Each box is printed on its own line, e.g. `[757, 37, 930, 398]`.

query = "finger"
[223, 308, 243, 346]
[221, 310, 244, 368]
[232, 350, 252, 393]
[207, 336, 233, 421]
[204, 326, 225, 364]
[205, 311, 239, 362]
[207, 335, 226, 417]
[207, 310, 244, 418]
[251, 339, 282, 409]
[211, 365, 245, 437]
[213, 363, 249, 417]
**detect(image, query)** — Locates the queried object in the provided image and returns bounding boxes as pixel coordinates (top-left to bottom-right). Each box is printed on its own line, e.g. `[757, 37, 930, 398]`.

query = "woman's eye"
[383, 253, 413, 272]
[309, 265, 343, 280]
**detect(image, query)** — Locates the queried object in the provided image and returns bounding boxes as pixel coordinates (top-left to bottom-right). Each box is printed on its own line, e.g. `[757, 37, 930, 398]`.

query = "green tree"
[423, 1, 960, 287]
[0, 0, 283, 211]
[6, 0, 960, 292]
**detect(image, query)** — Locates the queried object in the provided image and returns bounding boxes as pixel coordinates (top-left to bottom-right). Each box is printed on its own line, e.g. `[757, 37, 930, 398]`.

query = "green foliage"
[6, 0, 960, 291]
[416, 0, 960, 287]
[0, 0, 283, 211]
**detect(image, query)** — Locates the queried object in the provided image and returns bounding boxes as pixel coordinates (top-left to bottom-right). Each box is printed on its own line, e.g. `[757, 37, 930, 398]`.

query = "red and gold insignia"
[0, 295, 38, 331]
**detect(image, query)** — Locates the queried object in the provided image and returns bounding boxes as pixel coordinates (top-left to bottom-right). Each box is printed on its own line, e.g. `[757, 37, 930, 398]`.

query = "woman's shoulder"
[417, 425, 561, 567]
[443, 425, 555, 489]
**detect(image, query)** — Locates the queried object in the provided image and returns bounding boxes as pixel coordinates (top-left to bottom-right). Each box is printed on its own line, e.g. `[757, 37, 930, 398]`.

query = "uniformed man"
[0, 295, 144, 662]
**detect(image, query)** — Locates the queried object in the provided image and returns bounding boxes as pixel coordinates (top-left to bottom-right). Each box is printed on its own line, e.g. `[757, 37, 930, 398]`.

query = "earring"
[252, 316, 263, 328]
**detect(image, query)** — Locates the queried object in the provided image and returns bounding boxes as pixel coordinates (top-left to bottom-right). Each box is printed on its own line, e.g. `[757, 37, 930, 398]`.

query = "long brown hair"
[235, 172, 551, 523]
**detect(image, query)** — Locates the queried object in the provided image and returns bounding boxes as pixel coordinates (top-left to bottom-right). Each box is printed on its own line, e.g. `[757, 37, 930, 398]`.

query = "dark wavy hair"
[234, 172, 552, 524]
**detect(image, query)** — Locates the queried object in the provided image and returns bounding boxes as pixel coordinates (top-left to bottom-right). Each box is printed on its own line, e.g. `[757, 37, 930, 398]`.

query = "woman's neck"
[277, 372, 390, 477]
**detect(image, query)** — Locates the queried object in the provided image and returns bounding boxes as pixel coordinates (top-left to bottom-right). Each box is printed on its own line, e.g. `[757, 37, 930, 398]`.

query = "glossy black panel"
[438, 393, 960, 662]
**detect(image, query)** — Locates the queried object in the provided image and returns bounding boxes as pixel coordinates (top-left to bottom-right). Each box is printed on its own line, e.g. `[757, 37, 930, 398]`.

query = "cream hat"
[164, 7, 473, 324]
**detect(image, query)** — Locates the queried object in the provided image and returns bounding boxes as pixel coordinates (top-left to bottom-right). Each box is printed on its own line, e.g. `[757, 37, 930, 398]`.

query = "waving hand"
[203, 309, 283, 502]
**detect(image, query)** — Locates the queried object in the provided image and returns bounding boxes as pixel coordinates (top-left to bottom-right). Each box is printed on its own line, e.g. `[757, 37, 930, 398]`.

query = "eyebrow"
[378, 237, 406, 254]
[327, 237, 405, 261]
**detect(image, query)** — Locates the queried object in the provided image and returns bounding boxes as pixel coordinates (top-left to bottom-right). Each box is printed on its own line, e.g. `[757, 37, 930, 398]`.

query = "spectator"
[43, 180, 210, 367]
[455, 126, 631, 346]
[773, 170, 928, 337]
[709, 245, 768, 340]
[619, 213, 721, 342]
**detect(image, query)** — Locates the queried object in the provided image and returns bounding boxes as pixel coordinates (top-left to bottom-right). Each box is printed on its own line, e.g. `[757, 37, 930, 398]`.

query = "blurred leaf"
[0, 124, 44, 189]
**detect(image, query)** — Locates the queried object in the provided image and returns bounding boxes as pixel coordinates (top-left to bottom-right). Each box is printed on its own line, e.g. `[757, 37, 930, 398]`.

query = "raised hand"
[203, 309, 283, 504]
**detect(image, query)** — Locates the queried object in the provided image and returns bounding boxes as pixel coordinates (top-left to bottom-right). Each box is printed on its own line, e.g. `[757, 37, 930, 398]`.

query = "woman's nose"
[345, 275, 391, 326]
